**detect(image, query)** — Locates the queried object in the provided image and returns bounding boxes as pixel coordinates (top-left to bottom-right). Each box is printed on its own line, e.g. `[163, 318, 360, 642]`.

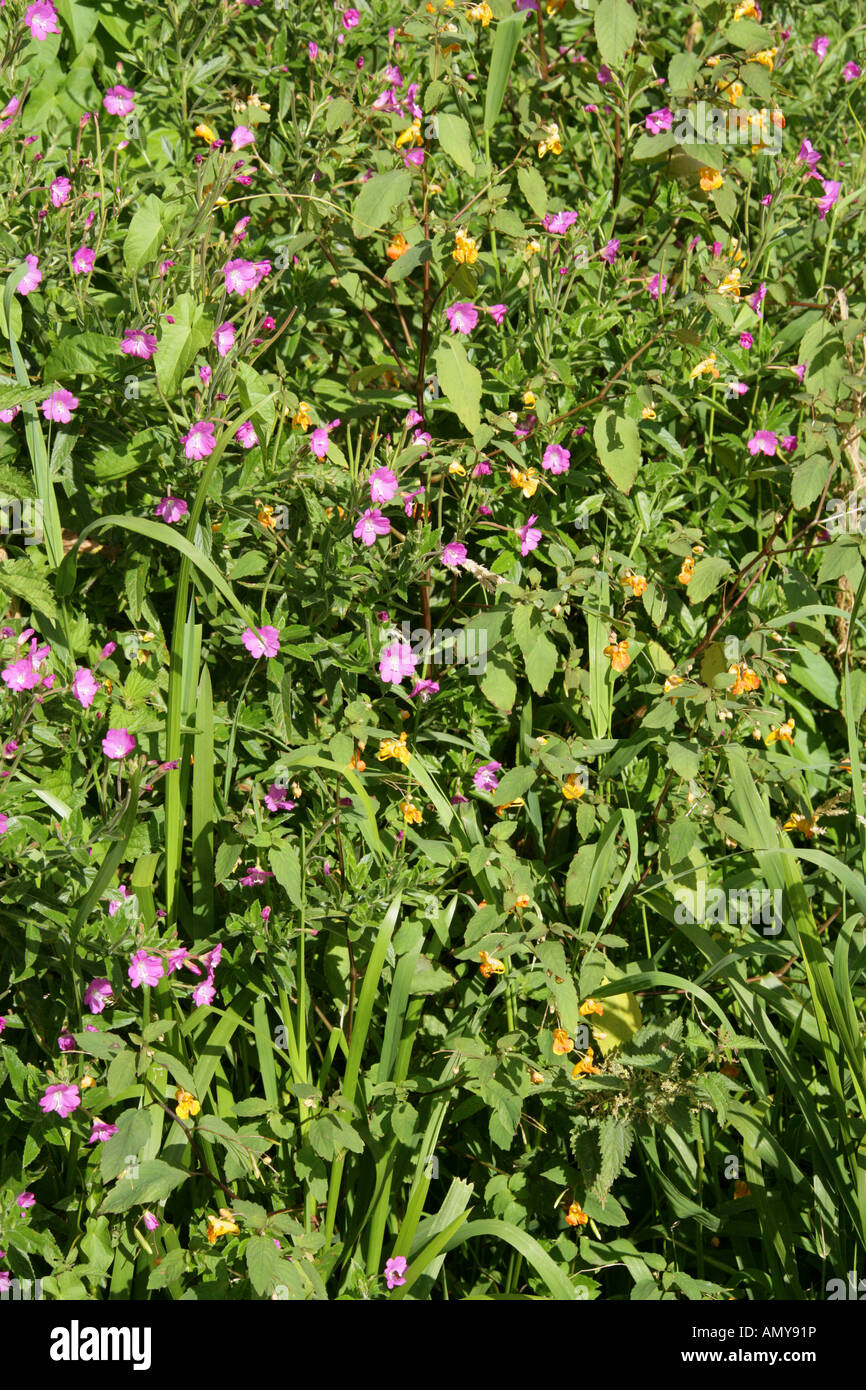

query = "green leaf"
[352, 169, 411, 239]
[493, 765, 537, 806]
[594, 0, 638, 68]
[687, 556, 732, 604]
[100, 1160, 189, 1214]
[385, 239, 432, 282]
[436, 112, 475, 175]
[596, 1117, 634, 1202]
[668, 742, 700, 780]
[246, 1235, 285, 1296]
[435, 338, 481, 434]
[0, 558, 57, 620]
[517, 165, 548, 219]
[155, 294, 213, 398]
[484, 14, 525, 133]
[481, 655, 517, 712]
[791, 455, 830, 511]
[789, 646, 839, 709]
[269, 844, 303, 907]
[107, 1050, 137, 1099]
[594, 408, 641, 494]
[123, 196, 164, 271]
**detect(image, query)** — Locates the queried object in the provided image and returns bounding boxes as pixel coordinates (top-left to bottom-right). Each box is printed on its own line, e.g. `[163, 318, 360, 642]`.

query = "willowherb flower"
[49, 175, 71, 207]
[474, 761, 502, 793]
[89, 1120, 119, 1143]
[121, 328, 158, 359]
[242, 626, 280, 659]
[445, 302, 478, 335]
[224, 258, 271, 295]
[379, 639, 418, 685]
[103, 85, 135, 115]
[843, 61, 861, 82]
[102, 727, 136, 759]
[25, 2, 59, 41]
[213, 321, 235, 356]
[811, 35, 830, 62]
[517, 514, 542, 556]
[84, 978, 112, 1014]
[72, 246, 95, 274]
[645, 106, 674, 134]
[542, 443, 570, 474]
[128, 950, 164, 988]
[817, 179, 841, 221]
[235, 421, 258, 449]
[600, 238, 619, 264]
[796, 138, 822, 171]
[181, 420, 216, 459]
[354, 508, 390, 546]
[441, 540, 467, 569]
[240, 866, 273, 886]
[647, 272, 668, 299]
[542, 209, 579, 234]
[72, 666, 99, 707]
[384, 1256, 407, 1289]
[231, 125, 256, 150]
[155, 497, 188, 525]
[747, 430, 778, 456]
[39, 1083, 80, 1118]
[369, 467, 398, 504]
[2, 657, 41, 691]
[16, 1192, 36, 1209]
[740, 331, 754, 349]
[41, 388, 79, 422]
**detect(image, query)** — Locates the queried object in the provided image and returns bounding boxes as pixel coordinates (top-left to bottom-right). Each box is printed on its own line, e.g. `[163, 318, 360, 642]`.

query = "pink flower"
[403, 148, 424, 168]
[369, 467, 398, 504]
[193, 980, 216, 1007]
[72, 246, 95, 275]
[232, 216, 251, 244]
[410, 679, 439, 701]
[543, 209, 579, 234]
[181, 420, 216, 459]
[242, 626, 280, 659]
[103, 85, 135, 116]
[749, 281, 767, 317]
[474, 460, 491, 477]
[542, 443, 570, 474]
[89, 1121, 119, 1143]
[49, 175, 71, 207]
[0, 405, 19, 424]
[793, 362, 807, 383]
[0, 816, 7, 835]
[747, 430, 778, 457]
[84, 978, 113, 1014]
[72, 666, 99, 707]
[488, 304, 507, 324]
[41, 388, 79, 422]
[797, 138, 822, 171]
[474, 761, 501, 793]
[412, 430, 431, 454]
[100, 641, 116, 660]
[143, 1212, 160, 1232]
[739, 331, 753, 349]
[781, 435, 798, 453]
[647, 273, 668, 300]
[2, 658, 39, 692]
[384, 1256, 407, 1290]
[518, 514, 542, 556]
[16, 1192, 36, 1209]
[309, 426, 330, 458]
[240, 866, 273, 886]
[224, 258, 271, 295]
[843, 62, 861, 82]
[264, 783, 295, 812]
[403, 487, 425, 516]
[128, 949, 164, 988]
[308, 41, 318, 60]
[379, 639, 418, 685]
[231, 125, 256, 151]
[102, 727, 136, 759]
[596, 66, 613, 84]
[354, 508, 390, 546]
[812, 35, 830, 62]
[58, 1031, 75, 1051]
[645, 107, 673, 134]
[0, 96, 20, 132]
[817, 179, 841, 221]
[446, 302, 478, 335]
[235, 421, 258, 449]
[213, 321, 235, 357]
[155, 496, 188, 524]
[24, 2, 59, 41]
[405, 409, 423, 428]
[166, 948, 189, 974]
[343, 8, 360, 28]
[39, 1083, 80, 1118]
[121, 328, 158, 359]
[441, 541, 467, 569]
[600, 238, 619, 264]
[16, 254, 42, 295]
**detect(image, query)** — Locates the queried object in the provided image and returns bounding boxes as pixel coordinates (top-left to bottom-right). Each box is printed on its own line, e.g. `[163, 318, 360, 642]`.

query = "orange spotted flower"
[620, 572, 648, 597]
[206, 1209, 240, 1243]
[479, 950, 506, 978]
[452, 228, 478, 265]
[552, 1028, 573, 1055]
[572, 1047, 602, 1078]
[399, 800, 423, 825]
[765, 719, 795, 748]
[509, 467, 539, 499]
[729, 663, 760, 697]
[175, 1088, 201, 1121]
[699, 167, 724, 192]
[378, 731, 410, 764]
[604, 640, 630, 673]
[678, 556, 696, 585]
[387, 232, 409, 261]
[562, 773, 586, 801]
[565, 1201, 589, 1226]
[579, 998, 604, 1017]
[783, 812, 821, 838]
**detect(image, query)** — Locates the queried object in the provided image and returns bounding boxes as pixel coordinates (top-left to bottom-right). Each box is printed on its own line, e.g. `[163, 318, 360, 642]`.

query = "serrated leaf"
[517, 165, 548, 218]
[435, 338, 482, 434]
[594, 408, 641, 494]
[594, 0, 638, 68]
[100, 1160, 189, 1214]
[246, 1234, 285, 1296]
[352, 169, 411, 239]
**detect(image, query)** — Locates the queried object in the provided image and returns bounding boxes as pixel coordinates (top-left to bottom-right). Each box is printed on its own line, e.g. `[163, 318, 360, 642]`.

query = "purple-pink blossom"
[128, 950, 164, 989]
[369, 467, 398, 504]
[242, 626, 280, 659]
[84, 978, 113, 1014]
[236, 421, 259, 450]
[379, 639, 418, 685]
[155, 496, 188, 525]
[102, 727, 136, 759]
[384, 1255, 407, 1289]
[441, 541, 467, 569]
[103, 84, 135, 116]
[645, 107, 674, 134]
[25, 2, 59, 41]
[542, 443, 570, 474]
[518, 514, 542, 556]
[72, 666, 99, 708]
[39, 1083, 80, 1118]
[817, 179, 841, 221]
[41, 389, 79, 422]
[354, 508, 390, 546]
[214, 322, 235, 357]
[89, 1121, 119, 1144]
[50, 176, 71, 207]
[121, 328, 158, 359]
[72, 246, 96, 275]
[747, 430, 778, 457]
[224, 258, 271, 296]
[181, 420, 216, 459]
[446, 302, 478, 335]
[474, 761, 502, 793]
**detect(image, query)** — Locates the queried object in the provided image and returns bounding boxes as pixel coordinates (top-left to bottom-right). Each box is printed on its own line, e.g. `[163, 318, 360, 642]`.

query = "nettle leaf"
[536, 939, 579, 1032]
[100, 1160, 189, 1214]
[594, 408, 642, 494]
[686, 556, 732, 604]
[351, 169, 411, 239]
[596, 1117, 634, 1204]
[246, 1234, 285, 1296]
[517, 165, 548, 218]
[435, 338, 482, 434]
[436, 112, 476, 175]
[594, 0, 638, 68]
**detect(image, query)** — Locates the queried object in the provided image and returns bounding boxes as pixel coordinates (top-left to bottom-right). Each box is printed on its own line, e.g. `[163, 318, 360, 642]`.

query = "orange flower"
[530, 1069, 545, 1085]
[349, 749, 366, 772]
[604, 640, 630, 672]
[512, 893, 530, 911]
[562, 773, 586, 801]
[765, 719, 794, 748]
[399, 800, 423, 825]
[565, 1201, 589, 1226]
[678, 556, 695, 585]
[479, 950, 506, 978]
[733, 1180, 750, 1200]
[783, 812, 821, 838]
[664, 673, 684, 695]
[552, 1028, 573, 1055]
[387, 232, 409, 261]
[699, 167, 724, 192]
[729, 663, 760, 697]
[619, 572, 647, 597]
[579, 998, 604, 1017]
[572, 1047, 602, 1078]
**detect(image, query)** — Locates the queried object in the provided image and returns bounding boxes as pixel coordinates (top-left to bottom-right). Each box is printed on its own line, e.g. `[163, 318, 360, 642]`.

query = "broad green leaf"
[155, 294, 213, 398]
[123, 196, 164, 271]
[484, 14, 525, 133]
[435, 338, 481, 434]
[352, 169, 411, 239]
[100, 1159, 189, 1214]
[594, 0, 638, 68]
[436, 112, 475, 175]
[594, 407, 641, 494]
[517, 165, 548, 218]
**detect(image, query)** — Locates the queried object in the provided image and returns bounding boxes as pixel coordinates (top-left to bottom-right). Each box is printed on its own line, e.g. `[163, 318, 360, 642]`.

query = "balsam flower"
[452, 228, 478, 264]
[604, 640, 630, 672]
[175, 1088, 201, 1120]
[565, 1201, 589, 1226]
[206, 1210, 240, 1243]
[537, 122, 562, 157]
[552, 1028, 573, 1055]
[479, 950, 506, 978]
